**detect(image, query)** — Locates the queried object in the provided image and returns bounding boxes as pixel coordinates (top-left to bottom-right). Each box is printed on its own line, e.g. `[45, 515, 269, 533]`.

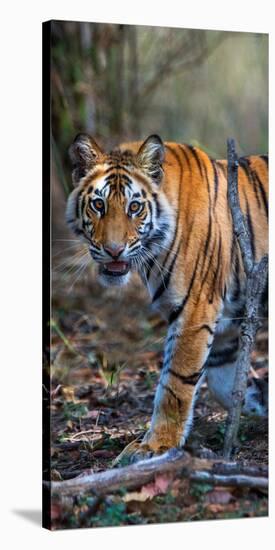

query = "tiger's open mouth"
[101, 261, 130, 277]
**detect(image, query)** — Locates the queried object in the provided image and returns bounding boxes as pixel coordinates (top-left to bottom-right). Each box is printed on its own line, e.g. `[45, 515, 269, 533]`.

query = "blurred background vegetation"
[51, 20, 268, 197]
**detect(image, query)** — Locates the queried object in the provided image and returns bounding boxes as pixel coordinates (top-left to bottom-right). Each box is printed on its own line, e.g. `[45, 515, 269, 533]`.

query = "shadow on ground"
[12, 510, 42, 527]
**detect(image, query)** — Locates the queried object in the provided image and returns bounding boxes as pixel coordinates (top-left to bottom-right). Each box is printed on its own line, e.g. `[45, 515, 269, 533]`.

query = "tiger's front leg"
[140, 300, 221, 454]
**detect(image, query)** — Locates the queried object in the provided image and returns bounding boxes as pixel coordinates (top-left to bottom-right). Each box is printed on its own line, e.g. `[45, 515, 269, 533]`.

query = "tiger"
[66, 133, 268, 458]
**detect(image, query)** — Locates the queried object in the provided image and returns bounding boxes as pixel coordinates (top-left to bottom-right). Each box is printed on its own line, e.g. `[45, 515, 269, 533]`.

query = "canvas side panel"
[42, 19, 52, 531]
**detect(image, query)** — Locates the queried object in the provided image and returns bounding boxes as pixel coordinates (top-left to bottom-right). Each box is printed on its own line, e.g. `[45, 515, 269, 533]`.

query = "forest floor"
[48, 245, 268, 530]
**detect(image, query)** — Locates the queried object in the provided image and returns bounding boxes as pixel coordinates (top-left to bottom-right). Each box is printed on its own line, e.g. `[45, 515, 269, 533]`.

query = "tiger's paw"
[112, 440, 159, 466]
[113, 429, 180, 465]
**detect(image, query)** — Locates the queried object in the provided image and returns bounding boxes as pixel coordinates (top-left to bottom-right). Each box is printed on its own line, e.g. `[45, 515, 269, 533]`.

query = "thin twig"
[223, 138, 268, 458]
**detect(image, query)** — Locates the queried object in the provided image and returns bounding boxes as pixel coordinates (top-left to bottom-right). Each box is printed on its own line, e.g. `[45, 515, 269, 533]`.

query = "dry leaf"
[62, 385, 76, 402]
[205, 488, 234, 505]
[123, 491, 148, 503]
[51, 502, 62, 520]
[86, 409, 101, 419]
[51, 469, 63, 481]
[123, 473, 172, 502]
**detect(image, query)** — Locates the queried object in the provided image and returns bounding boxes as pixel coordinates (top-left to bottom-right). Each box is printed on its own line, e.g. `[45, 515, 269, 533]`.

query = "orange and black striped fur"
[66, 134, 268, 455]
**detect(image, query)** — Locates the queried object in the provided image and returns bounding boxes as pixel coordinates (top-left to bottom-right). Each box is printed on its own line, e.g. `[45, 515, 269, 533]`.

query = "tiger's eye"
[129, 201, 141, 214]
[93, 198, 104, 212]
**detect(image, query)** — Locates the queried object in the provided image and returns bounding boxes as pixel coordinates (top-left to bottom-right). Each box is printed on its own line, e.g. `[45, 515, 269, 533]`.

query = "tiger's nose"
[104, 244, 125, 259]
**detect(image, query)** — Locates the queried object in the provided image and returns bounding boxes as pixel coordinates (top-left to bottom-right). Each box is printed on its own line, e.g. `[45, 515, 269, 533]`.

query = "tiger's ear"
[69, 134, 104, 185]
[137, 135, 165, 185]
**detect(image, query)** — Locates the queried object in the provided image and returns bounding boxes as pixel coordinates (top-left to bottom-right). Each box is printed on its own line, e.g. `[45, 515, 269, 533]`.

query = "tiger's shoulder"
[120, 140, 268, 190]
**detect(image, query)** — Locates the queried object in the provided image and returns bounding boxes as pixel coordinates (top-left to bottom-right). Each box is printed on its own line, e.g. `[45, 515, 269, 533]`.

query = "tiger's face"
[66, 134, 172, 287]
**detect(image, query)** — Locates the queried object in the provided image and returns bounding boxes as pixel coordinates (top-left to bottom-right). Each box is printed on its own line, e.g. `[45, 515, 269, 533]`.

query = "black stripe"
[187, 148, 213, 279]
[199, 324, 214, 335]
[104, 174, 117, 183]
[245, 196, 255, 260]
[105, 164, 132, 175]
[212, 160, 219, 205]
[145, 223, 170, 250]
[243, 158, 262, 210]
[119, 182, 125, 195]
[74, 227, 84, 236]
[123, 181, 132, 190]
[231, 249, 241, 302]
[104, 165, 117, 174]
[165, 144, 184, 175]
[145, 256, 156, 278]
[188, 145, 203, 177]
[166, 333, 176, 345]
[80, 191, 87, 217]
[230, 233, 235, 266]
[120, 174, 133, 185]
[203, 157, 212, 209]
[260, 154, 268, 166]
[162, 145, 183, 268]
[168, 250, 201, 324]
[169, 368, 203, 385]
[239, 157, 252, 183]
[198, 235, 217, 300]
[129, 238, 140, 249]
[101, 181, 113, 193]
[178, 144, 192, 172]
[168, 305, 184, 325]
[160, 382, 182, 406]
[217, 161, 227, 177]
[206, 357, 237, 368]
[83, 219, 92, 229]
[76, 189, 85, 219]
[152, 241, 181, 302]
[91, 242, 101, 251]
[152, 193, 161, 218]
[200, 204, 212, 276]
[147, 201, 153, 231]
[206, 347, 238, 367]
[206, 337, 239, 365]
[251, 171, 262, 209]
[254, 172, 268, 218]
[208, 232, 222, 303]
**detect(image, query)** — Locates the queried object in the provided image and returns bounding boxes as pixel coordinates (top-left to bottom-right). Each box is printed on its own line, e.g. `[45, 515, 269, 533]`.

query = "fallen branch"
[223, 138, 268, 459]
[190, 471, 267, 490]
[211, 461, 268, 477]
[46, 448, 268, 497]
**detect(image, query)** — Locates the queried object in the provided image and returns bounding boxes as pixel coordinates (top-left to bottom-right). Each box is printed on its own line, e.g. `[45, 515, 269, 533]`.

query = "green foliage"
[92, 501, 128, 527]
[190, 482, 213, 498]
[62, 401, 89, 420]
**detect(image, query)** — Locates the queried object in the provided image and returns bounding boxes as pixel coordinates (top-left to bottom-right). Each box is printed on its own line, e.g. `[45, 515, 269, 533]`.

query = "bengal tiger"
[66, 133, 268, 458]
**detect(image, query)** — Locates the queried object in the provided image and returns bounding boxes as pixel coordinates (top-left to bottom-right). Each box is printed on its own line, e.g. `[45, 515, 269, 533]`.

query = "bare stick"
[190, 471, 267, 490]
[223, 138, 268, 458]
[46, 448, 268, 496]
[226, 139, 254, 273]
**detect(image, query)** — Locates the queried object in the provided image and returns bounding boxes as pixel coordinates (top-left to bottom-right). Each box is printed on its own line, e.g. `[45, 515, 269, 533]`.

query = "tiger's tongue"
[105, 261, 128, 272]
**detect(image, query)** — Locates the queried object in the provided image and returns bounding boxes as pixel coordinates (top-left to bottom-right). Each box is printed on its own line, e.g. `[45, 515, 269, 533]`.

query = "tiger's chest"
[144, 260, 245, 325]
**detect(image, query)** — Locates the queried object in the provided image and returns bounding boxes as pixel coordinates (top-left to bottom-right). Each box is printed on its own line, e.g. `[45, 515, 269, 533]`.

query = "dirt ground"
[47, 240, 268, 530]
